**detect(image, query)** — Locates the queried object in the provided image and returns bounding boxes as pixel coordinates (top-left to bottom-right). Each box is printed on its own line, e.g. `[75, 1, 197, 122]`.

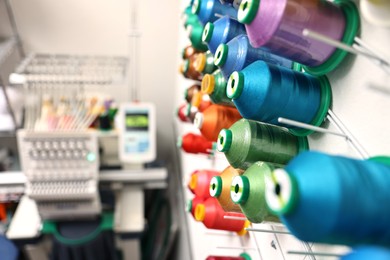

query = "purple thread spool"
[237, 0, 359, 75]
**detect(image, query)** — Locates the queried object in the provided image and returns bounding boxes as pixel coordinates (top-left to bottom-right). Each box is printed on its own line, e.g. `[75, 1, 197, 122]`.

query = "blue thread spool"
[265, 151, 390, 247]
[227, 61, 332, 136]
[202, 16, 246, 55]
[342, 247, 390, 260]
[192, 0, 238, 25]
[214, 35, 297, 80]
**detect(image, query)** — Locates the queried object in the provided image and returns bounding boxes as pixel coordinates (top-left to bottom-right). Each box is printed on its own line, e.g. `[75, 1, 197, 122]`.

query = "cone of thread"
[179, 133, 215, 155]
[194, 51, 217, 74]
[217, 119, 308, 169]
[202, 70, 234, 107]
[185, 84, 201, 103]
[186, 196, 204, 218]
[265, 151, 390, 247]
[188, 169, 219, 199]
[342, 246, 390, 260]
[192, 0, 238, 25]
[194, 104, 242, 141]
[230, 161, 279, 223]
[209, 166, 244, 213]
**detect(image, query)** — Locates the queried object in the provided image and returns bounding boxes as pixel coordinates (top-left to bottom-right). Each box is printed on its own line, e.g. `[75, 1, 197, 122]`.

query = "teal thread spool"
[227, 61, 332, 136]
[230, 162, 279, 223]
[217, 119, 308, 170]
[187, 23, 208, 52]
[202, 69, 235, 107]
[194, 51, 218, 74]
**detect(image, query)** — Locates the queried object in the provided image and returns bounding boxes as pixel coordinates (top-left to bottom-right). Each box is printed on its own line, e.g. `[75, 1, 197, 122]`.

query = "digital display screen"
[125, 112, 149, 131]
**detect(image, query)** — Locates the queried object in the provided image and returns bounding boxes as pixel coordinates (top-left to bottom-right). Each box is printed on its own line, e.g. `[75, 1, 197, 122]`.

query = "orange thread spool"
[191, 92, 212, 112]
[194, 105, 242, 142]
[185, 84, 201, 103]
[181, 56, 203, 81]
[0, 204, 7, 221]
[186, 196, 204, 218]
[188, 169, 219, 198]
[179, 133, 216, 155]
[195, 197, 249, 234]
[210, 166, 244, 213]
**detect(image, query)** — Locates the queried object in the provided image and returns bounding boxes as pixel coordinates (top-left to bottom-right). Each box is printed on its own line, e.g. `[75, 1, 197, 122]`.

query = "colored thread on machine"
[186, 23, 208, 52]
[176, 103, 191, 123]
[183, 11, 202, 29]
[230, 162, 279, 223]
[195, 197, 249, 234]
[192, 0, 238, 26]
[194, 51, 217, 74]
[217, 119, 308, 170]
[180, 57, 203, 81]
[206, 253, 252, 260]
[227, 61, 332, 136]
[202, 70, 234, 107]
[188, 169, 220, 199]
[202, 16, 246, 55]
[237, 0, 360, 75]
[209, 166, 244, 213]
[178, 133, 216, 155]
[186, 196, 204, 218]
[182, 45, 204, 60]
[265, 151, 390, 247]
[214, 34, 295, 80]
[184, 84, 201, 103]
[184, 104, 198, 123]
[342, 247, 390, 260]
[194, 104, 242, 142]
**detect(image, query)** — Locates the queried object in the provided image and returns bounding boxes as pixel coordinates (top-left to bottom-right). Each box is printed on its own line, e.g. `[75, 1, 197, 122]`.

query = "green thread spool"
[217, 119, 308, 169]
[201, 69, 235, 107]
[230, 161, 279, 223]
[209, 166, 244, 213]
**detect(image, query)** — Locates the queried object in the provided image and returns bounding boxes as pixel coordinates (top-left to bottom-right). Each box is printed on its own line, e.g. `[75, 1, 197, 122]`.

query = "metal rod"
[251, 227, 264, 260]
[5, 0, 25, 58]
[302, 29, 390, 67]
[216, 246, 257, 250]
[288, 250, 343, 257]
[270, 226, 286, 260]
[245, 228, 290, 235]
[223, 215, 247, 221]
[301, 242, 316, 260]
[278, 117, 348, 138]
[327, 110, 370, 159]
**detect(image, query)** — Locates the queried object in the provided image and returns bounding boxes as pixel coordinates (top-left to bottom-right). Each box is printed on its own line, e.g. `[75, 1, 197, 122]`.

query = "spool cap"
[183, 60, 190, 74]
[201, 74, 216, 94]
[217, 129, 232, 152]
[192, 0, 201, 14]
[195, 204, 206, 221]
[265, 169, 298, 215]
[214, 44, 228, 66]
[177, 136, 183, 148]
[226, 71, 244, 99]
[186, 199, 193, 212]
[230, 176, 250, 204]
[202, 22, 214, 43]
[240, 252, 252, 260]
[195, 53, 207, 72]
[238, 0, 260, 24]
[194, 112, 204, 129]
[209, 176, 223, 197]
[236, 220, 251, 236]
[189, 174, 198, 190]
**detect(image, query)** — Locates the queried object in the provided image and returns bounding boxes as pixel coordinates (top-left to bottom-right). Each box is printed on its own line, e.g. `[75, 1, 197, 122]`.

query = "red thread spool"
[177, 103, 191, 123]
[194, 105, 242, 142]
[186, 196, 205, 218]
[188, 169, 219, 198]
[185, 84, 201, 103]
[179, 133, 216, 155]
[195, 197, 249, 234]
[185, 104, 198, 123]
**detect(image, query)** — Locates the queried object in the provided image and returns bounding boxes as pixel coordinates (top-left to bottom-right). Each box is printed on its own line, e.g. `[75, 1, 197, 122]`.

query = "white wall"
[10, 0, 181, 162]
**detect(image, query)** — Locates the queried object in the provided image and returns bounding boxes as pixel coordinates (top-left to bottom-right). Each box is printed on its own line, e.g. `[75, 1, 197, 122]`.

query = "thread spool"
[227, 61, 332, 136]
[186, 197, 204, 218]
[178, 133, 216, 155]
[187, 24, 208, 52]
[183, 12, 202, 29]
[192, 0, 238, 25]
[181, 57, 203, 81]
[209, 166, 244, 213]
[265, 151, 390, 247]
[194, 51, 218, 74]
[185, 104, 198, 123]
[342, 247, 390, 260]
[182, 45, 204, 60]
[188, 169, 219, 199]
[214, 35, 296, 80]
[191, 92, 212, 112]
[230, 162, 279, 223]
[202, 16, 246, 55]
[202, 70, 234, 107]
[207, 253, 251, 260]
[194, 104, 242, 141]
[217, 119, 308, 169]
[360, 0, 390, 28]
[237, 0, 360, 75]
[185, 84, 201, 103]
[176, 103, 191, 123]
[195, 197, 249, 234]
